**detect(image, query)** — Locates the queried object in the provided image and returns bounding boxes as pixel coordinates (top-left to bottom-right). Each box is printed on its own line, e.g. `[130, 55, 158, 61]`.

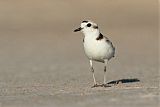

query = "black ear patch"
[87, 23, 91, 27]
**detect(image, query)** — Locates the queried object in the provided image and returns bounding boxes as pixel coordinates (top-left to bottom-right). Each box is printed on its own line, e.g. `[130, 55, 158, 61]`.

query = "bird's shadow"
[107, 78, 140, 85]
[92, 78, 140, 88]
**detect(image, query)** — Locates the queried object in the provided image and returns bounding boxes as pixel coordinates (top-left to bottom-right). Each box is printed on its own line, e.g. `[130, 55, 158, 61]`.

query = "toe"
[91, 84, 98, 88]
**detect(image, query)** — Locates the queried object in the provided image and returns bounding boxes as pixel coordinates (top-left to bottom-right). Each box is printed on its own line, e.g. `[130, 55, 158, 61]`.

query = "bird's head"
[74, 20, 99, 35]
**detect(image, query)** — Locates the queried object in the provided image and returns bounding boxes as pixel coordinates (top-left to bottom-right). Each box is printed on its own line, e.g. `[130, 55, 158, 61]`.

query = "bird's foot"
[91, 84, 99, 88]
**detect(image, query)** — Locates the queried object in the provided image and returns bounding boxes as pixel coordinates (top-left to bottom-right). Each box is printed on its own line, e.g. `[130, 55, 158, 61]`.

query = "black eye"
[87, 23, 91, 27]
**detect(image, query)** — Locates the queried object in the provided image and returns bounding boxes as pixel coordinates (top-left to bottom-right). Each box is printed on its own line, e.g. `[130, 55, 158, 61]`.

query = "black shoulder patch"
[96, 33, 103, 40]
[83, 38, 84, 43]
[82, 21, 88, 23]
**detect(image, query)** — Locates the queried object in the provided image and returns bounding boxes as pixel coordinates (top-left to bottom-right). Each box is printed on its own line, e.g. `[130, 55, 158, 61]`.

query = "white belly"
[83, 36, 114, 62]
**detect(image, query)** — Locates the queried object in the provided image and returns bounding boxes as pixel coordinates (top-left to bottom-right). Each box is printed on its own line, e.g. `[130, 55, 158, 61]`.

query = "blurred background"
[0, 0, 158, 107]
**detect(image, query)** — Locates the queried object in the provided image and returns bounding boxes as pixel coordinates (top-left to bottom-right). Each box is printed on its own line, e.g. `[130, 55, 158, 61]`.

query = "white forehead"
[80, 20, 97, 27]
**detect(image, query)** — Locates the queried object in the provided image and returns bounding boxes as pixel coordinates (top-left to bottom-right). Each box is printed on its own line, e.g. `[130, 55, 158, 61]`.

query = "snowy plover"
[74, 20, 115, 87]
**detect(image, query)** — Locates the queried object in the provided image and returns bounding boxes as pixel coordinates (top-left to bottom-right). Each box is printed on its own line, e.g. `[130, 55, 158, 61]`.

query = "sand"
[0, 0, 159, 107]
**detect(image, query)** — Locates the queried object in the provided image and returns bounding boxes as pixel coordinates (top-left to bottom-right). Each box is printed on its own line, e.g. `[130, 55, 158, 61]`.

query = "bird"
[74, 20, 115, 87]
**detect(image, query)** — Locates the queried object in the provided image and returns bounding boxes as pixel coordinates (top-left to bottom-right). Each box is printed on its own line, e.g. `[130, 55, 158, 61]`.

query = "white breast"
[83, 35, 114, 62]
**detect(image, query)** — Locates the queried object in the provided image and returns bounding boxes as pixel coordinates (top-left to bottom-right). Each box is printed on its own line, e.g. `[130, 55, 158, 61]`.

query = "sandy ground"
[0, 0, 159, 107]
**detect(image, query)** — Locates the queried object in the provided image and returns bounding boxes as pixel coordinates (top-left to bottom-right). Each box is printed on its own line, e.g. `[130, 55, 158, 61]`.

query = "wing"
[105, 36, 115, 58]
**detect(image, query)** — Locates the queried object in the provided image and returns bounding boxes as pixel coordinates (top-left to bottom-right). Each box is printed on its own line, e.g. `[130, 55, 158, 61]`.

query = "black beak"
[74, 27, 82, 32]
